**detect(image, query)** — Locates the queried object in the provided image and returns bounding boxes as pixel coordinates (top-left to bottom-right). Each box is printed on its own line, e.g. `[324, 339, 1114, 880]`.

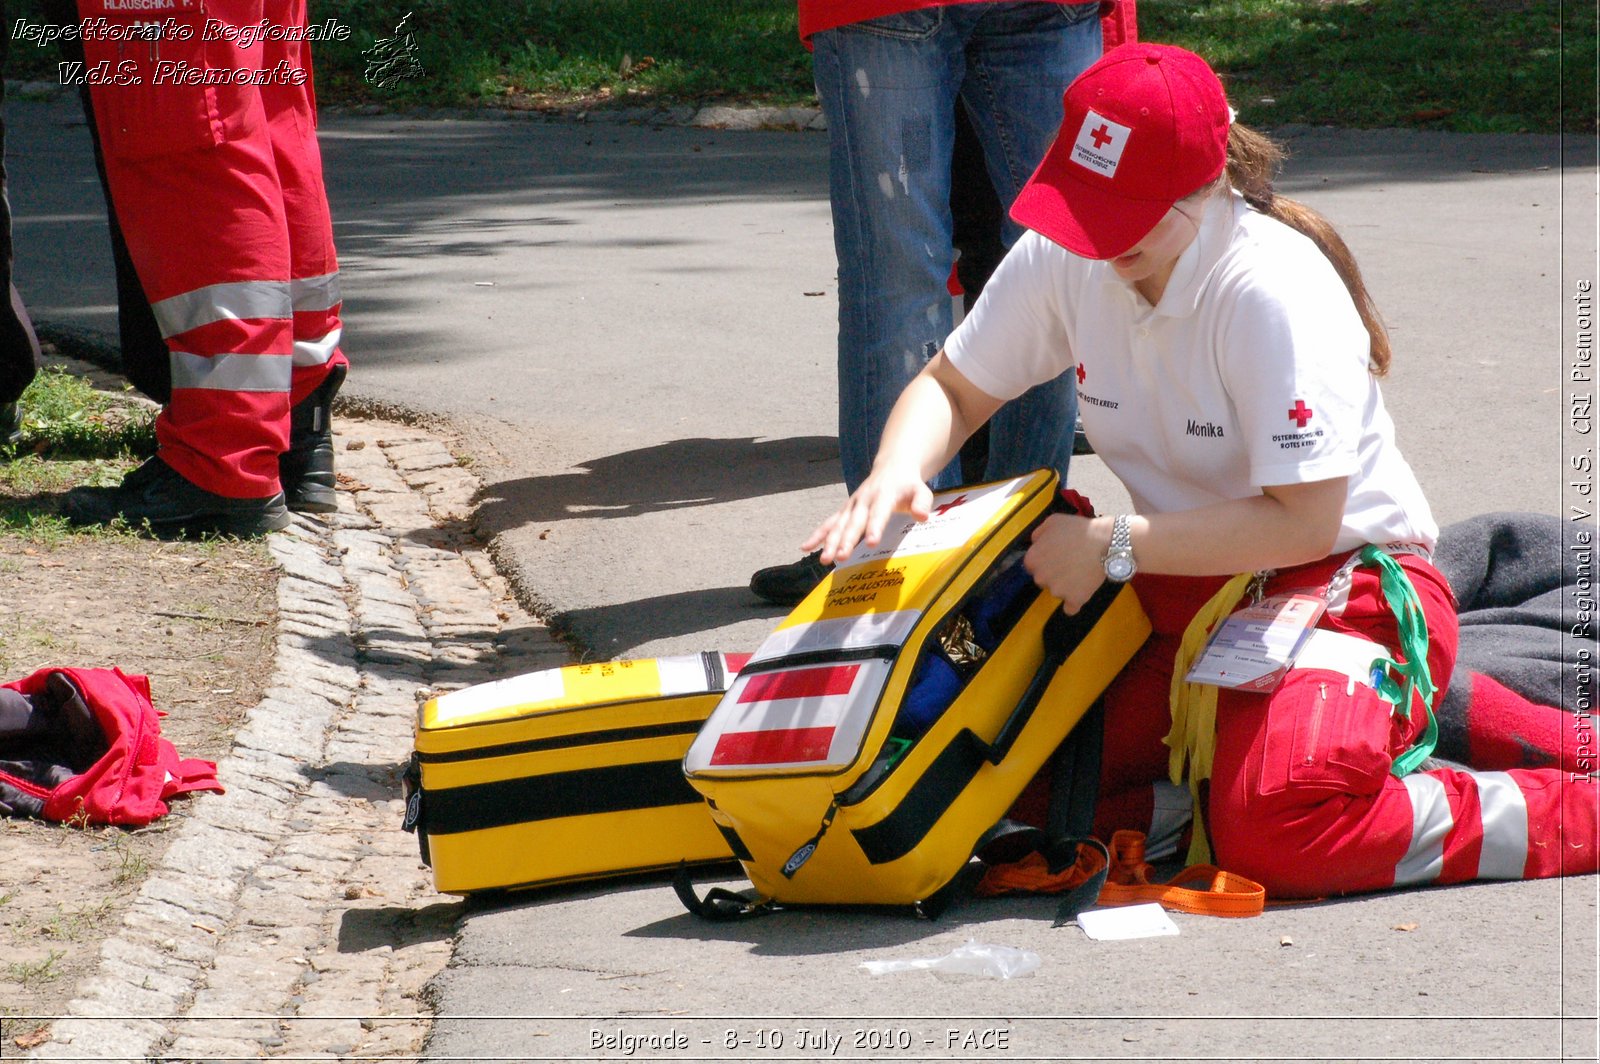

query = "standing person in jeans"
[750, 0, 1104, 605]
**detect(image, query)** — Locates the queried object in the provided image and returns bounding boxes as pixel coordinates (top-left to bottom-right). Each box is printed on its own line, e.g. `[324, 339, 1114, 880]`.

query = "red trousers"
[1095, 554, 1599, 898]
[81, 0, 346, 498]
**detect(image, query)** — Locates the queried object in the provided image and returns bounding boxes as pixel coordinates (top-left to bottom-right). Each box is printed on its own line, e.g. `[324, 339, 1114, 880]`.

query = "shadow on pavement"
[19, 93, 1592, 372]
[475, 435, 838, 529]
[555, 585, 786, 659]
[456, 874, 985, 956]
[312, 117, 833, 375]
[337, 901, 460, 954]
[619, 893, 1083, 957]
[319, 759, 410, 799]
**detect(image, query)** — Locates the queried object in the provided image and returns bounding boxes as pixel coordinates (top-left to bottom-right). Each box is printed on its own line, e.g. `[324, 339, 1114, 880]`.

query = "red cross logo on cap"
[1076, 364, 1087, 385]
[933, 495, 968, 517]
[1090, 124, 1114, 150]
[1288, 400, 1314, 428]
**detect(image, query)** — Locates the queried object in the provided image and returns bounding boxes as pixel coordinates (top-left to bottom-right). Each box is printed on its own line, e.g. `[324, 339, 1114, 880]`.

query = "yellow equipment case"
[405, 653, 746, 895]
[682, 471, 1150, 912]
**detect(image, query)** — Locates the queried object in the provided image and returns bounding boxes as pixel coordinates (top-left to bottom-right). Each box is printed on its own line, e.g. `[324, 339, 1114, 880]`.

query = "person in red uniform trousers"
[63, 0, 347, 536]
[807, 45, 1596, 898]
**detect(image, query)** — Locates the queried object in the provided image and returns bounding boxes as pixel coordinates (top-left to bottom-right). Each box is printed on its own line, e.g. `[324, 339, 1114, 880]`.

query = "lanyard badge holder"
[1183, 586, 1328, 693]
[1185, 547, 1439, 777]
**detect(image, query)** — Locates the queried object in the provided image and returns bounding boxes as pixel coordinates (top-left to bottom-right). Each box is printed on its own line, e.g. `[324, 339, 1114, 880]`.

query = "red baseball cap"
[1012, 44, 1231, 260]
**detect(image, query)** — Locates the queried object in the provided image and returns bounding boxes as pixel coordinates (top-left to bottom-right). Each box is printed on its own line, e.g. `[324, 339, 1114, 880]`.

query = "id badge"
[1184, 589, 1328, 692]
[76, 0, 203, 18]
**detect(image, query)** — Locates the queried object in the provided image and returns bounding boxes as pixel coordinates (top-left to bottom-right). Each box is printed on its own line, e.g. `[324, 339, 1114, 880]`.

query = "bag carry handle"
[976, 579, 1122, 765]
[961, 483, 1099, 764]
[848, 582, 1123, 868]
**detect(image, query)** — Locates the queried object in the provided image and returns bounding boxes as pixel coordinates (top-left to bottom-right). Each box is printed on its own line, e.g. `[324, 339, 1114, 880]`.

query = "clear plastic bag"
[859, 939, 1041, 980]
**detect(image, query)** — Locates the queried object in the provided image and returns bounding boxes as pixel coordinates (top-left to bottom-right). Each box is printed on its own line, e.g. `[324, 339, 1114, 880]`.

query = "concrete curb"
[25, 420, 570, 1062]
[321, 100, 827, 132]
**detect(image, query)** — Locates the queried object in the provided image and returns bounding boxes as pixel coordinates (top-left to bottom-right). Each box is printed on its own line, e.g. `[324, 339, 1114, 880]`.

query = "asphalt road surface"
[13, 91, 1597, 1062]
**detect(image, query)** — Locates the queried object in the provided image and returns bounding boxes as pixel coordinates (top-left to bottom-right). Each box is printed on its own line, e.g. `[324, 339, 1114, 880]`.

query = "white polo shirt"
[945, 189, 1437, 552]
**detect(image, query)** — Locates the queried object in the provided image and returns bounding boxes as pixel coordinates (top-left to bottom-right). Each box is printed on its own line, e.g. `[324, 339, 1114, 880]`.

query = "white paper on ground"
[1075, 903, 1180, 941]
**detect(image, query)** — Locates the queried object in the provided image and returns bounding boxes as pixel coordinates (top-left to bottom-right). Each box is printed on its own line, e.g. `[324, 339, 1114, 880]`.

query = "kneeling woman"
[806, 43, 1596, 897]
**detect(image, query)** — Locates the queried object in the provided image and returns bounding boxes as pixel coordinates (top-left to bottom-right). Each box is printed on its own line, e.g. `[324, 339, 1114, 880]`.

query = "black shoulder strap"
[673, 862, 774, 921]
[1048, 700, 1104, 841]
[970, 701, 1109, 926]
[1043, 700, 1108, 925]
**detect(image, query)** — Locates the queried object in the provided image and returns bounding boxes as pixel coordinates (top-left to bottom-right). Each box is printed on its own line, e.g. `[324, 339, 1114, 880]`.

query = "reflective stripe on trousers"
[1396, 768, 1556, 885]
[151, 280, 292, 338]
[290, 271, 342, 367]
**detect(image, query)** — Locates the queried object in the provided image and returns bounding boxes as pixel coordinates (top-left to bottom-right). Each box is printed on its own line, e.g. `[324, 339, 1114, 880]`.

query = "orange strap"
[975, 829, 1265, 918]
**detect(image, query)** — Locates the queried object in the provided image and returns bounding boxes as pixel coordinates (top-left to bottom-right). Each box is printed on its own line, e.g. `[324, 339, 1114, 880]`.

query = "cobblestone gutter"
[27, 420, 570, 1062]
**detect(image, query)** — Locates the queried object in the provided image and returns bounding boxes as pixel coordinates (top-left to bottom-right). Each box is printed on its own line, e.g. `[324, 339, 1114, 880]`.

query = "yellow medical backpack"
[405, 653, 746, 894]
[682, 471, 1150, 912]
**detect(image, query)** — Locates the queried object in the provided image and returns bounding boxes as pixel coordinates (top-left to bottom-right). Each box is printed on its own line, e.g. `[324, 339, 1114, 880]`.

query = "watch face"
[1106, 555, 1135, 582]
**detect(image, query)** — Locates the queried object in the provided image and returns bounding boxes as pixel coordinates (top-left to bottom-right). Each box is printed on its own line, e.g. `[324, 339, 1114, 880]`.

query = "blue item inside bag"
[897, 651, 964, 739]
[968, 558, 1036, 650]
[893, 555, 1039, 740]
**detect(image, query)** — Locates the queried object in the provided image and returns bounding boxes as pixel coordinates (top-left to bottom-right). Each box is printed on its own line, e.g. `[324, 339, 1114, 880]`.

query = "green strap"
[1358, 545, 1438, 777]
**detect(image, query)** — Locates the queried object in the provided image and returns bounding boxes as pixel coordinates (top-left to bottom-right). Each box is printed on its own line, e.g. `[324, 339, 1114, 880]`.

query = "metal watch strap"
[1104, 515, 1135, 582]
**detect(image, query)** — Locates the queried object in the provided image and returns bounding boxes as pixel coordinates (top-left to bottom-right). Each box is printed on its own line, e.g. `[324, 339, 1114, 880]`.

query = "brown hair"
[1221, 124, 1392, 376]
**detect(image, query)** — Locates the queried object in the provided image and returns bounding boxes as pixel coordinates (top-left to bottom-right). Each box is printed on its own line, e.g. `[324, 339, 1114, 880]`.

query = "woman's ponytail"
[1224, 124, 1393, 376]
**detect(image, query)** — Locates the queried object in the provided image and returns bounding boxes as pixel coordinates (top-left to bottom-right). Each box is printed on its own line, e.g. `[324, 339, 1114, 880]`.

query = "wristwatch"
[1103, 515, 1137, 583]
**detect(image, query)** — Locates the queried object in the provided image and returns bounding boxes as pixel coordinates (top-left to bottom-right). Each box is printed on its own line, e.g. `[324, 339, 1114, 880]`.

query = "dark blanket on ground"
[1433, 511, 1596, 762]
[0, 673, 106, 817]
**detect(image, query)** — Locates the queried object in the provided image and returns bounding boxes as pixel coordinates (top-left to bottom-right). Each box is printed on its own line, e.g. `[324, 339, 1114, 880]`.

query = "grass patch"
[303, 0, 1597, 131]
[6, 949, 66, 985]
[0, 456, 131, 497]
[109, 834, 150, 889]
[5, 369, 156, 461]
[1138, 0, 1593, 134]
[31, 898, 117, 942]
[6, 0, 1586, 131]
[0, 369, 152, 538]
[291, 0, 813, 109]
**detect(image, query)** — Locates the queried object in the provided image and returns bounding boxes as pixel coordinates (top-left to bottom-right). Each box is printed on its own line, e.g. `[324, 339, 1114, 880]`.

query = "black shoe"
[63, 455, 290, 538]
[0, 402, 20, 449]
[1072, 416, 1094, 456]
[749, 550, 831, 606]
[280, 362, 345, 514]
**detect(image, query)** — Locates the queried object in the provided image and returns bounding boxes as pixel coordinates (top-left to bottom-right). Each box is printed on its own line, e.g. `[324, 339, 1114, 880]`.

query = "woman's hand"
[1023, 513, 1112, 615]
[803, 463, 933, 566]
[802, 352, 1004, 566]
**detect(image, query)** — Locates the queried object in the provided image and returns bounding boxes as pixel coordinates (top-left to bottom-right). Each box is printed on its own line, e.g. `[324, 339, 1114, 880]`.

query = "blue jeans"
[813, 2, 1100, 492]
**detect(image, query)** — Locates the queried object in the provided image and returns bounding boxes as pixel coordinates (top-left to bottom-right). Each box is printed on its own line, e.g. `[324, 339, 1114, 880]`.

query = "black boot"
[63, 455, 289, 538]
[280, 362, 345, 514]
[749, 550, 832, 606]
